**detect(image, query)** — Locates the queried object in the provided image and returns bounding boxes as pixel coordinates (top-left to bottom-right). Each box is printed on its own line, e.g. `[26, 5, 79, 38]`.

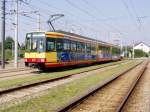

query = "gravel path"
[69, 61, 148, 112]
[121, 62, 150, 112]
[0, 64, 118, 110]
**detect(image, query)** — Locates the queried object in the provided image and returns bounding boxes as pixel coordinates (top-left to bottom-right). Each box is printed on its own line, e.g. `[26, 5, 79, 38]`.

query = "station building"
[134, 42, 150, 54]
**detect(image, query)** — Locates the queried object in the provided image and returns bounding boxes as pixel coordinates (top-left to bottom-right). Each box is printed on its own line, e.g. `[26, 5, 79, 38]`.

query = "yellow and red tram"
[24, 31, 121, 70]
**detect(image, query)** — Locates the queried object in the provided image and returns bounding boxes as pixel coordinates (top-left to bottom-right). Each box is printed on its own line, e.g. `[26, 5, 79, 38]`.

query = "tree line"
[0, 36, 25, 60]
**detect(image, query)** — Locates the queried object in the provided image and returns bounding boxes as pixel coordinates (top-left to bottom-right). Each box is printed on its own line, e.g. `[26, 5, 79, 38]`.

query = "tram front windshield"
[26, 33, 45, 52]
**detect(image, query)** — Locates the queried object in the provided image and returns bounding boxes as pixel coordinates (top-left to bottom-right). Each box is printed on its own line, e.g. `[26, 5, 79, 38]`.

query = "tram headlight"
[41, 58, 45, 62]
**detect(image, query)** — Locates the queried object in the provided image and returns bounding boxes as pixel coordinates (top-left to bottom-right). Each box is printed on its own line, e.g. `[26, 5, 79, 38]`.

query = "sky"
[1, 0, 150, 46]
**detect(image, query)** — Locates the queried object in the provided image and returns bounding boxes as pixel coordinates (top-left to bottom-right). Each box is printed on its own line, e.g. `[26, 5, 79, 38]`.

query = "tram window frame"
[56, 39, 63, 52]
[86, 43, 91, 54]
[103, 46, 107, 52]
[99, 45, 103, 51]
[25, 37, 31, 52]
[38, 38, 45, 52]
[99, 45, 107, 53]
[31, 38, 38, 52]
[71, 41, 77, 51]
[63, 39, 70, 51]
[46, 38, 56, 52]
[81, 42, 85, 53]
[112, 47, 119, 55]
[107, 47, 111, 54]
[77, 42, 82, 52]
[91, 44, 96, 51]
[26, 33, 46, 52]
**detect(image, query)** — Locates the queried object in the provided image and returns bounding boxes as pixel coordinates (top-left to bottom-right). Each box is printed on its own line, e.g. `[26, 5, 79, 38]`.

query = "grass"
[0, 60, 140, 112]
[0, 60, 129, 90]
[0, 49, 24, 61]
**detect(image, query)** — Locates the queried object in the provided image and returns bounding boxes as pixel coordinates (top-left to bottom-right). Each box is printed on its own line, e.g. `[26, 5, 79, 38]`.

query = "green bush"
[19, 50, 25, 58]
[134, 49, 149, 58]
[5, 49, 13, 60]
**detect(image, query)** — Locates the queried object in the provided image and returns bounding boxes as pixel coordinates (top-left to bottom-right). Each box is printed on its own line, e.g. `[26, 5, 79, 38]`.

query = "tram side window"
[99, 46, 107, 53]
[56, 39, 63, 51]
[104, 47, 108, 53]
[63, 39, 70, 51]
[77, 42, 82, 52]
[115, 48, 120, 55]
[107, 47, 111, 54]
[71, 41, 76, 51]
[91, 44, 96, 52]
[46, 39, 55, 51]
[86, 43, 91, 54]
[112, 47, 119, 55]
[98, 45, 101, 50]
[81, 43, 85, 53]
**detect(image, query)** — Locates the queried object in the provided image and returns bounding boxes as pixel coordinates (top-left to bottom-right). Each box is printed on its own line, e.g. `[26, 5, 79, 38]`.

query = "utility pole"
[126, 46, 128, 58]
[132, 42, 135, 59]
[1, 0, 6, 69]
[120, 38, 122, 56]
[37, 13, 40, 31]
[14, 0, 18, 68]
[116, 36, 123, 56]
[12, 42, 14, 57]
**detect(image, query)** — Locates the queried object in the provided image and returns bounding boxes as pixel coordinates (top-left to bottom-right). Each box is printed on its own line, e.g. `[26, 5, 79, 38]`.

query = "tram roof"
[55, 30, 120, 48]
[27, 30, 120, 48]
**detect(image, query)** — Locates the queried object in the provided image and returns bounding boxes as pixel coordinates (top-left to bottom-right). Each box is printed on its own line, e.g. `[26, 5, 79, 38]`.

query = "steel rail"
[0, 61, 126, 78]
[0, 67, 33, 74]
[0, 69, 37, 79]
[0, 61, 128, 95]
[57, 61, 147, 112]
[116, 61, 148, 112]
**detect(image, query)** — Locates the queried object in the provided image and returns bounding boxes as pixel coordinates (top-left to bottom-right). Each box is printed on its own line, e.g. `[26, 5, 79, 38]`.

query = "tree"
[20, 43, 25, 50]
[5, 36, 14, 49]
[134, 49, 149, 58]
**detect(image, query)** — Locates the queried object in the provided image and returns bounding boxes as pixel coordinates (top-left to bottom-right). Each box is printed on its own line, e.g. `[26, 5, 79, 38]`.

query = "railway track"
[121, 61, 150, 112]
[0, 61, 134, 109]
[0, 61, 130, 90]
[0, 61, 126, 93]
[0, 68, 38, 81]
[57, 60, 149, 112]
[0, 67, 34, 74]
[0, 62, 125, 80]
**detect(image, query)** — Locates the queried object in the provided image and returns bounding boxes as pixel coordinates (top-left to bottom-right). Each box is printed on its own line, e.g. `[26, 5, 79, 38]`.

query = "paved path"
[0, 59, 25, 70]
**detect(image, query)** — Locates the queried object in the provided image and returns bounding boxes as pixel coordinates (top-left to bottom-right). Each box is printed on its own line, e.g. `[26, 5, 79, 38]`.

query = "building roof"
[134, 42, 150, 47]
